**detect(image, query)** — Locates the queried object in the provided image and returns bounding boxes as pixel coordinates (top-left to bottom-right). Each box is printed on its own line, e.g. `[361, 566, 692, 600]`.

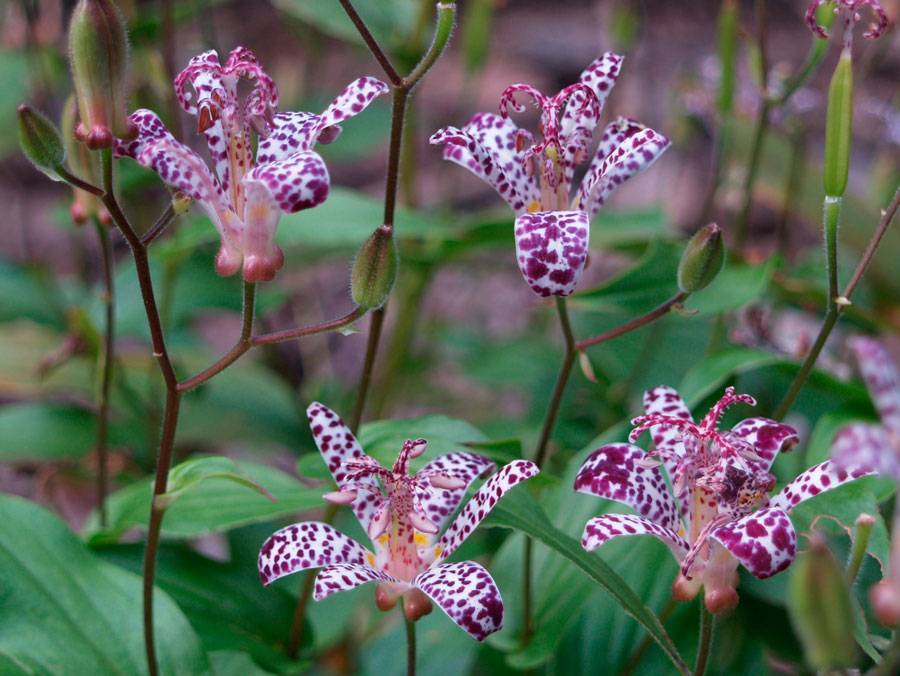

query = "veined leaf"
[155, 456, 275, 510]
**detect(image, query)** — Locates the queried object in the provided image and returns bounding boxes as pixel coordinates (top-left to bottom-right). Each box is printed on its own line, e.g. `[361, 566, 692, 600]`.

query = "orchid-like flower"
[831, 337, 900, 624]
[429, 53, 670, 297]
[575, 385, 874, 613]
[258, 403, 538, 640]
[114, 47, 388, 282]
[806, 0, 889, 48]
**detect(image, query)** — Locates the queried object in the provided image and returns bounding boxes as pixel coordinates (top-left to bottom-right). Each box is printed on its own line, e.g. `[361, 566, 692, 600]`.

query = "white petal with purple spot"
[514, 210, 589, 297]
[414, 561, 504, 641]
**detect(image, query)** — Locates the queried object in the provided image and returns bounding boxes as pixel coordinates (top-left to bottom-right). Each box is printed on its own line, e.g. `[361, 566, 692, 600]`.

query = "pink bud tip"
[408, 439, 428, 459]
[429, 474, 467, 490]
[368, 504, 391, 540]
[408, 511, 439, 534]
[323, 490, 357, 505]
[403, 588, 433, 622]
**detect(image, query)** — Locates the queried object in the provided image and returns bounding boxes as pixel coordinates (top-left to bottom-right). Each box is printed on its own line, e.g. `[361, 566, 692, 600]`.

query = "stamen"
[323, 490, 357, 505]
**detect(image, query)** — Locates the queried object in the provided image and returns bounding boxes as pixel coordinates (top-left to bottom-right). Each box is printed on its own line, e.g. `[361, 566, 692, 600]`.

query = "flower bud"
[823, 49, 853, 198]
[403, 588, 433, 622]
[68, 0, 134, 149]
[677, 223, 724, 294]
[17, 104, 66, 181]
[351, 225, 398, 310]
[788, 534, 857, 670]
[61, 96, 104, 224]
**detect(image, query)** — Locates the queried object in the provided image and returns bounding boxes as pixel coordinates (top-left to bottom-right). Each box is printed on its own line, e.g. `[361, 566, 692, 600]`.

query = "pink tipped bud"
[704, 586, 739, 614]
[671, 573, 702, 602]
[429, 474, 467, 490]
[323, 490, 357, 505]
[375, 584, 400, 612]
[368, 503, 391, 540]
[403, 588, 434, 622]
[407, 439, 428, 459]
[68, 0, 134, 148]
[871, 580, 900, 627]
[408, 511, 439, 535]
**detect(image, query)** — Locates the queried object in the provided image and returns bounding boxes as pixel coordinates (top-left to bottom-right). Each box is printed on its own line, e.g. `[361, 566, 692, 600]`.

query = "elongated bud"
[715, 0, 739, 116]
[18, 104, 66, 181]
[823, 48, 853, 198]
[68, 0, 134, 149]
[677, 223, 724, 293]
[351, 225, 398, 309]
[788, 534, 857, 669]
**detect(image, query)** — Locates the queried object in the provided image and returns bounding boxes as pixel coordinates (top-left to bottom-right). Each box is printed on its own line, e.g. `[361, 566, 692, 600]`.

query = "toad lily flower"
[806, 0, 889, 48]
[114, 47, 388, 282]
[575, 386, 873, 613]
[831, 337, 900, 624]
[430, 53, 670, 297]
[258, 403, 538, 640]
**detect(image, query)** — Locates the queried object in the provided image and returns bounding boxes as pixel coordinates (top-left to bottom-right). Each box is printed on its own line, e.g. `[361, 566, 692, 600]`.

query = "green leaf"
[0, 402, 96, 461]
[678, 348, 783, 405]
[88, 459, 322, 540]
[155, 456, 275, 510]
[0, 495, 208, 674]
[272, 0, 417, 49]
[359, 414, 489, 466]
[684, 255, 777, 315]
[485, 489, 689, 674]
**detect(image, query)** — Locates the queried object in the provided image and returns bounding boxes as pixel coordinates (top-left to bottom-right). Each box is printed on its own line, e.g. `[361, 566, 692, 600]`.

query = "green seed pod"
[788, 535, 857, 670]
[17, 104, 66, 181]
[351, 225, 398, 310]
[677, 223, 724, 294]
[68, 0, 134, 149]
[716, 0, 739, 116]
[823, 49, 853, 198]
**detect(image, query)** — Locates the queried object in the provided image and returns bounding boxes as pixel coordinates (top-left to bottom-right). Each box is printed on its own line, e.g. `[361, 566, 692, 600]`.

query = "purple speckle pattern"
[416, 452, 496, 532]
[307, 402, 382, 533]
[244, 150, 330, 214]
[414, 562, 504, 641]
[832, 423, 896, 479]
[438, 459, 539, 561]
[574, 442, 679, 531]
[514, 210, 589, 297]
[313, 563, 399, 601]
[728, 417, 800, 474]
[709, 507, 796, 579]
[430, 51, 670, 297]
[852, 337, 900, 436]
[768, 460, 875, 512]
[258, 521, 370, 587]
[581, 514, 689, 558]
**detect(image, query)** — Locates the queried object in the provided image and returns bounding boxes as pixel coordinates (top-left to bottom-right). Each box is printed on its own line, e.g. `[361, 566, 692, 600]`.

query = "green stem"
[734, 99, 771, 247]
[693, 605, 714, 676]
[92, 218, 115, 528]
[533, 297, 576, 469]
[405, 616, 417, 676]
[846, 514, 875, 585]
[773, 188, 898, 420]
[823, 196, 842, 307]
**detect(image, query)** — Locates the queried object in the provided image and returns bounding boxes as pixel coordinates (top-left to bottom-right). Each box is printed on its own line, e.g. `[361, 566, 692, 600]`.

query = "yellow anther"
[527, 200, 541, 213]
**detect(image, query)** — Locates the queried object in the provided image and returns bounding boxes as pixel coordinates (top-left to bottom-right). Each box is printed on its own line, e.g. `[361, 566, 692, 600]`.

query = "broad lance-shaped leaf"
[155, 455, 275, 509]
[0, 495, 208, 673]
[484, 488, 689, 674]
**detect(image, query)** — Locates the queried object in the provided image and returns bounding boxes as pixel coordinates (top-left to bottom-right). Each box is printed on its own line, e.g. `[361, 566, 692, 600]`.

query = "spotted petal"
[574, 443, 679, 531]
[728, 417, 799, 473]
[767, 460, 876, 513]
[430, 113, 538, 215]
[437, 460, 538, 561]
[576, 120, 670, 219]
[317, 76, 390, 136]
[581, 514, 689, 559]
[313, 563, 401, 601]
[258, 521, 372, 587]
[415, 452, 496, 532]
[514, 210, 589, 297]
[307, 402, 382, 533]
[709, 507, 796, 579]
[414, 561, 504, 641]
[831, 422, 898, 480]
[256, 112, 321, 163]
[851, 337, 900, 436]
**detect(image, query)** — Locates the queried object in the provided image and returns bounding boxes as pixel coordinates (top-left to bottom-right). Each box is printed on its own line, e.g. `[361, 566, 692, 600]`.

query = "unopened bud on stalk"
[17, 104, 66, 181]
[351, 225, 398, 310]
[823, 48, 853, 197]
[677, 223, 724, 294]
[788, 534, 857, 670]
[68, 0, 135, 149]
[61, 96, 104, 224]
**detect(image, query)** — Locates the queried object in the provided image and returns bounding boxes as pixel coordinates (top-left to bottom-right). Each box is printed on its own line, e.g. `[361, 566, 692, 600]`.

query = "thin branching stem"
[405, 616, 417, 676]
[693, 605, 714, 676]
[140, 204, 177, 247]
[92, 218, 115, 528]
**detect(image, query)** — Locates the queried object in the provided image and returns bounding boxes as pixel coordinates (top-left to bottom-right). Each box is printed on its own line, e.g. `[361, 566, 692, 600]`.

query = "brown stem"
[140, 204, 177, 247]
[336, 0, 403, 86]
[58, 166, 104, 196]
[100, 150, 179, 676]
[92, 218, 115, 528]
[252, 306, 366, 347]
[576, 292, 688, 351]
[773, 188, 899, 420]
[405, 615, 417, 676]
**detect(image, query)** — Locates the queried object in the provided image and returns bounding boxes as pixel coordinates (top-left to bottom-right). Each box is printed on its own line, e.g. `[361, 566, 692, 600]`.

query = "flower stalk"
[92, 217, 115, 527]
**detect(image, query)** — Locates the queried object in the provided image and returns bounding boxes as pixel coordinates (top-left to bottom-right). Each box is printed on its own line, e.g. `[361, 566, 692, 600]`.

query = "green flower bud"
[677, 223, 724, 294]
[17, 104, 66, 181]
[788, 534, 857, 670]
[351, 225, 398, 310]
[823, 49, 853, 197]
[68, 0, 134, 149]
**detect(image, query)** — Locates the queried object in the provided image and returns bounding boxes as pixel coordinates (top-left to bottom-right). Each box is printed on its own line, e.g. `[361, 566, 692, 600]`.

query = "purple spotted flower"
[114, 47, 388, 282]
[430, 53, 670, 297]
[831, 337, 900, 625]
[258, 402, 538, 640]
[806, 0, 889, 47]
[575, 386, 873, 613]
